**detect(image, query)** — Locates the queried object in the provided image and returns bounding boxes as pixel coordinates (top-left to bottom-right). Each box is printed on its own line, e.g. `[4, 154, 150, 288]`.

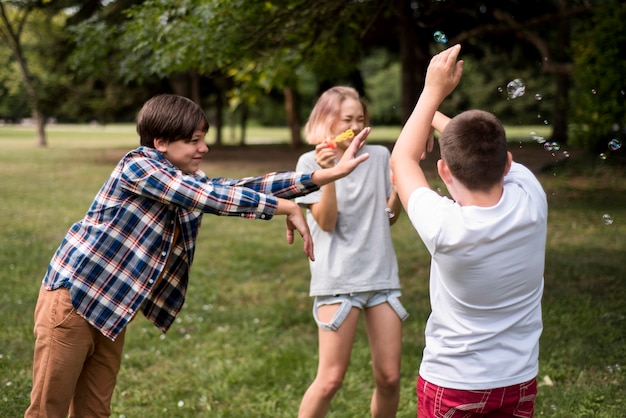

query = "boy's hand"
[310, 127, 370, 186]
[424, 44, 464, 102]
[333, 127, 371, 175]
[277, 198, 315, 260]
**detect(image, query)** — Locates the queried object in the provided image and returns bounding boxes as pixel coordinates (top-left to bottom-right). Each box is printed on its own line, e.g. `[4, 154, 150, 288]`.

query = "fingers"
[349, 127, 370, 152]
[315, 145, 336, 168]
[286, 227, 294, 245]
[285, 211, 315, 261]
[444, 43, 461, 63]
[303, 234, 315, 261]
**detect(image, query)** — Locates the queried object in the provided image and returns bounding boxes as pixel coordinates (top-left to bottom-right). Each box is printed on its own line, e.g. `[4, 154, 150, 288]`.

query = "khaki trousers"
[25, 286, 126, 418]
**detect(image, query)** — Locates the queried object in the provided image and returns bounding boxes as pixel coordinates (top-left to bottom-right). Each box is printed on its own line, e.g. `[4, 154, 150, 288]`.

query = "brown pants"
[25, 286, 126, 418]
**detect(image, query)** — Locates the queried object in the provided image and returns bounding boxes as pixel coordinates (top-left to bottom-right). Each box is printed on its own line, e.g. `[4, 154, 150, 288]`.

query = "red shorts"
[416, 375, 537, 418]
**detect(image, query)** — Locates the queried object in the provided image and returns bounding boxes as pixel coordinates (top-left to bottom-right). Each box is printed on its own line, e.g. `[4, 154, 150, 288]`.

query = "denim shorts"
[313, 289, 409, 331]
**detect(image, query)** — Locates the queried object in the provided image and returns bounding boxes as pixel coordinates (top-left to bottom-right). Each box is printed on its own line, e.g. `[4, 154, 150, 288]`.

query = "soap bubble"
[603, 214, 613, 225]
[433, 31, 448, 44]
[543, 142, 553, 151]
[530, 131, 546, 144]
[507, 79, 526, 99]
[550, 142, 560, 151]
[608, 138, 622, 151]
[599, 153, 607, 160]
[534, 93, 543, 101]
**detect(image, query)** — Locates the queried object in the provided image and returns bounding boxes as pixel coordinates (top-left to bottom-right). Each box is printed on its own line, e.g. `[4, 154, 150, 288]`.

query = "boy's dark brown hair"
[136, 94, 210, 148]
[439, 109, 508, 191]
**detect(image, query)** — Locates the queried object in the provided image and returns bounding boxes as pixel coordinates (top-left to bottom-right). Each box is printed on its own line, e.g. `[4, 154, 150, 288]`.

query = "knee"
[374, 371, 400, 395]
[315, 375, 344, 399]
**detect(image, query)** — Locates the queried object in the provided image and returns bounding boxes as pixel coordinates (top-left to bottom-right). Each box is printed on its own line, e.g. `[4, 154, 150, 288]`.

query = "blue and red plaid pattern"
[43, 146, 318, 340]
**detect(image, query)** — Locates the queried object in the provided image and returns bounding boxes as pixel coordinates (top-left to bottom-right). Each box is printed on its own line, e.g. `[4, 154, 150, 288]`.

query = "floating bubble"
[535, 93, 543, 101]
[591, 89, 597, 94]
[497, 86, 503, 93]
[433, 30, 448, 44]
[608, 138, 622, 151]
[530, 131, 546, 144]
[599, 153, 607, 160]
[603, 214, 613, 225]
[507, 79, 526, 99]
[551, 141, 560, 151]
[562, 151, 570, 158]
[543, 142, 553, 151]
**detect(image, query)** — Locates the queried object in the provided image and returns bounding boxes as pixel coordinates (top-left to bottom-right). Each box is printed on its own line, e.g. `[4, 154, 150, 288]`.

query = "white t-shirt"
[407, 162, 547, 389]
[296, 145, 400, 296]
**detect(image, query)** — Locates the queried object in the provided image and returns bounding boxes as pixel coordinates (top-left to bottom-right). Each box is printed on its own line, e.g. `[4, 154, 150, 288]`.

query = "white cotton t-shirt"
[295, 145, 400, 296]
[407, 162, 547, 389]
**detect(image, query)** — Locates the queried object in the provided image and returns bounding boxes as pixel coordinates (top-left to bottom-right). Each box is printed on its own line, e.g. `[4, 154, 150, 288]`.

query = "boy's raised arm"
[390, 45, 463, 210]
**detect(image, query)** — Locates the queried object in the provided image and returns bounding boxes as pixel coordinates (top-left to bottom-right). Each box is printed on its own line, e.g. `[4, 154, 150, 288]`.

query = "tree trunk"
[395, 0, 429, 123]
[284, 86, 302, 149]
[551, 74, 569, 145]
[214, 87, 223, 146]
[551, 0, 572, 145]
[34, 109, 47, 147]
[239, 104, 248, 146]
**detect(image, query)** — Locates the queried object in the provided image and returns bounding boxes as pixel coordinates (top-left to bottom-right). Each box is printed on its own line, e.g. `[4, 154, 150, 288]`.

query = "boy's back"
[407, 161, 547, 389]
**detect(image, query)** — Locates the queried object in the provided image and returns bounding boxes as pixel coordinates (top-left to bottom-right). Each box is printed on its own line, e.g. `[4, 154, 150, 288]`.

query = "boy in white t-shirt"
[391, 45, 547, 417]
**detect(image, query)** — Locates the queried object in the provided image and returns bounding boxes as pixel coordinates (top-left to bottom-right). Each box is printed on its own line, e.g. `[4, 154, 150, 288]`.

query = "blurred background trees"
[0, 0, 623, 153]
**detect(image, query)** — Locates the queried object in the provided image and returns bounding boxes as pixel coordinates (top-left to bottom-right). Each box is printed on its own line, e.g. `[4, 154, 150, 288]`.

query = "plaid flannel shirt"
[43, 146, 318, 341]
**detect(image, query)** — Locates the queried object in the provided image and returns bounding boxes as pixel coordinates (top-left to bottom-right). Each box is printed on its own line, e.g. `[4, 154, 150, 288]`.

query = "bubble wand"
[323, 129, 355, 149]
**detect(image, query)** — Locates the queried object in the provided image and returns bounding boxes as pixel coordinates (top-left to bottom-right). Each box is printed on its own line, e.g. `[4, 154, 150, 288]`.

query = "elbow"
[318, 221, 335, 233]
[390, 157, 400, 177]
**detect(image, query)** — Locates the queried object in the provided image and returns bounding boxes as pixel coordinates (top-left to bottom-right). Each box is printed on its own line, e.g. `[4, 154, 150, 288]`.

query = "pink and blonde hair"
[304, 86, 369, 145]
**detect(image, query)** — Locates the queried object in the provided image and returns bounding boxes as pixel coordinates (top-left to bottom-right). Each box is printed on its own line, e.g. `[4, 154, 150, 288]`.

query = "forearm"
[386, 190, 402, 225]
[310, 183, 338, 232]
[274, 197, 300, 216]
[390, 91, 441, 207]
[310, 164, 351, 187]
[394, 91, 442, 161]
[433, 110, 451, 133]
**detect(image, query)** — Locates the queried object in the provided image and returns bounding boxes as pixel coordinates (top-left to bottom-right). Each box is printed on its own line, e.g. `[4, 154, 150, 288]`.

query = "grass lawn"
[0, 124, 624, 417]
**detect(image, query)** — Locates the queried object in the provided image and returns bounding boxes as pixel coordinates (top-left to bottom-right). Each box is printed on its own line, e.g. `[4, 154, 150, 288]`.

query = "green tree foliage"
[570, 0, 626, 153]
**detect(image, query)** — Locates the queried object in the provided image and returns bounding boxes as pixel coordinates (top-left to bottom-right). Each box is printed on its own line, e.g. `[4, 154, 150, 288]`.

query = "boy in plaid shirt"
[25, 94, 370, 418]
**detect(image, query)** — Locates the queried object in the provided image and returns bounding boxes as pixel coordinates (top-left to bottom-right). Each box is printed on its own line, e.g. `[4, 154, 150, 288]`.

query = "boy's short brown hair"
[136, 94, 209, 148]
[439, 109, 508, 191]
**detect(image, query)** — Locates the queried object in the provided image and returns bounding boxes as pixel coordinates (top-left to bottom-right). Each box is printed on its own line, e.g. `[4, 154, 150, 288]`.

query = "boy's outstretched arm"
[390, 45, 463, 210]
[310, 127, 371, 186]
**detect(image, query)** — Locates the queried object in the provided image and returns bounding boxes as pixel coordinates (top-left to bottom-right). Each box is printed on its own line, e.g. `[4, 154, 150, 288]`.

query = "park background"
[1, 1, 625, 417]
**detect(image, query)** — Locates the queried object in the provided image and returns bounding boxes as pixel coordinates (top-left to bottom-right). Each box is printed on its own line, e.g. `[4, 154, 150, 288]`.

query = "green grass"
[0, 125, 624, 417]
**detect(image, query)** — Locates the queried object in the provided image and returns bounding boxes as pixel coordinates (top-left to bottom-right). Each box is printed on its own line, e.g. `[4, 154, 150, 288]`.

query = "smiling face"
[154, 129, 208, 174]
[334, 98, 365, 151]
